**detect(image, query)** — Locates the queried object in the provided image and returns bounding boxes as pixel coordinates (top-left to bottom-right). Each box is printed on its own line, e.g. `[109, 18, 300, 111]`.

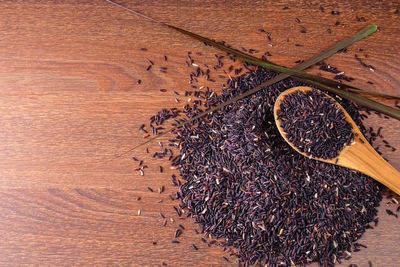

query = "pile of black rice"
[152, 67, 383, 266]
[277, 88, 355, 159]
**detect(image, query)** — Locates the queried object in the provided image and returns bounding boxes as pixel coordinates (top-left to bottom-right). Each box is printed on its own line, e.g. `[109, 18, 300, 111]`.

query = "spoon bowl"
[274, 86, 400, 195]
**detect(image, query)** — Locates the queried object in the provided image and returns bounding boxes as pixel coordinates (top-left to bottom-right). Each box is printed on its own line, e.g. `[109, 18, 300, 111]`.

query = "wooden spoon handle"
[339, 139, 400, 195]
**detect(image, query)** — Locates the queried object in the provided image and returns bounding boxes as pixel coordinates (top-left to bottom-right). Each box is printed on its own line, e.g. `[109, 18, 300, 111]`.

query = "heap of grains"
[160, 67, 382, 266]
[277, 88, 354, 159]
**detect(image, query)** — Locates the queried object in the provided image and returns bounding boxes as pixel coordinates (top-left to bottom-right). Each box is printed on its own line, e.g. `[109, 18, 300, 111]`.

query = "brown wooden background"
[0, 0, 399, 266]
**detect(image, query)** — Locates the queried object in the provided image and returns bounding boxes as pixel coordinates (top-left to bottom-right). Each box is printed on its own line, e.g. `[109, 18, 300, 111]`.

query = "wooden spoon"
[273, 86, 400, 195]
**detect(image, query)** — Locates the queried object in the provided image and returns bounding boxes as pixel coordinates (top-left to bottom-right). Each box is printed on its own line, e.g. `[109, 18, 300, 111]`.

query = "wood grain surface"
[0, 0, 399, 266]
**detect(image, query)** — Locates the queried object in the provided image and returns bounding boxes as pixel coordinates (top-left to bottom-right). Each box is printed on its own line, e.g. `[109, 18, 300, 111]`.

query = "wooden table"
[0, 1, 399, 266]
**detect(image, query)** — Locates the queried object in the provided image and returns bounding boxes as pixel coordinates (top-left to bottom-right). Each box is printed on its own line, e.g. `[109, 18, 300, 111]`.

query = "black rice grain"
[355, 54, 375, 71]
[174, 229, 182, 238]
[386, 209, 398, 218]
